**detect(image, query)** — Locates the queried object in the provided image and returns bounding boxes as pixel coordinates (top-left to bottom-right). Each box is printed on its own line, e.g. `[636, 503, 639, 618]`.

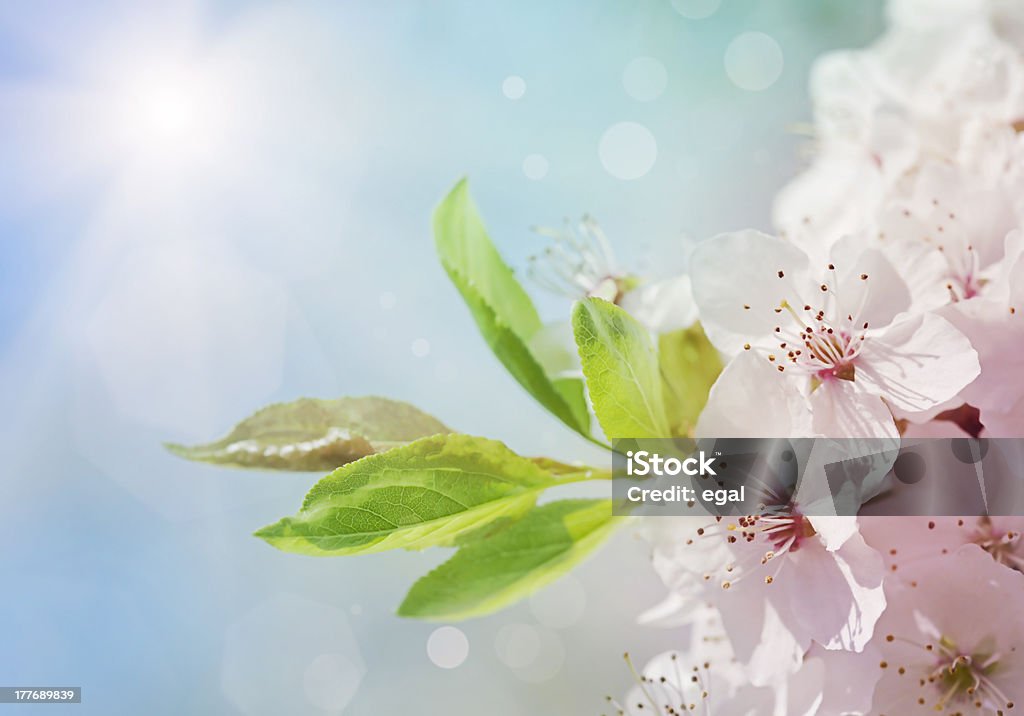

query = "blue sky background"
[0, 1, 883, 713]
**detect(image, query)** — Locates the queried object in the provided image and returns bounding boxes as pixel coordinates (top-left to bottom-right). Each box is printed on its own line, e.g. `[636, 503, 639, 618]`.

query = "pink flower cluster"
[620, 2, 1024, 713]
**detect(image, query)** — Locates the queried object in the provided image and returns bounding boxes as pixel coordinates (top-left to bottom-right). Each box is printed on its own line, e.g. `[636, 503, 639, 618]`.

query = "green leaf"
[552, 376, 591, 437]
[658, 324, 723, 437]
[255, 434, 582, 556]
[397, 499, 617, 620]
[433, 179, 591, 439]
[528, 456, 587, 475]
[166, 396, 449, 472]
[572, 297, 669, 439]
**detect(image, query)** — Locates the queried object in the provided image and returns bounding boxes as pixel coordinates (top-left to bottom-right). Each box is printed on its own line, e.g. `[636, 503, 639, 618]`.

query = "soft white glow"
[0, 3, 365, 274]
[109, 65, 225, 171]
[139, 85, 197, 138]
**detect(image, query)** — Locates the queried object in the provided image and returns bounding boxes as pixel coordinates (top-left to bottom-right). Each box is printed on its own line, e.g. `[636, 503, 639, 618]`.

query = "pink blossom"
[642, 514, 886, 685]
[691, 231, 979, 438]
[867, 545, 1024, 714]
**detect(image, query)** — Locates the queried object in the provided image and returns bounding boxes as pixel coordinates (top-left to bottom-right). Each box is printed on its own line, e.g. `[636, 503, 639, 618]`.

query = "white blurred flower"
[775, 13, 1024, 252]
[888, 0, 1024, 49]
[529, 216, 627, 303]
[527, 216, 700, 380]
[529, 216, 698, 333]
[607, 649, 776, 716]
[620, 274, 700, 335]
[608, 608, 843, 716]
[875, 163, 1021, 309]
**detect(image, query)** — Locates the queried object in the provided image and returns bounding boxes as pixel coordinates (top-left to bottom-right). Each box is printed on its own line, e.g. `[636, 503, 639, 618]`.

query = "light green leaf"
[528, 456, 588, 475]
[166, 396, 449, 472]
[659, 324, 723, 437]
[398, 499, 617, 620]
[573, 297, 669, 439]
[552, 376, 591, 436]
[434, 179, 591, 439]
[255, 434, 582, 556]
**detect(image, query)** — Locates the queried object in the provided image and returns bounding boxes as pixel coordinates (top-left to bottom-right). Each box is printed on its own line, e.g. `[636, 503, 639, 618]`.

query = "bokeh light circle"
[502, 75, 526, 100]
[303, 653, 363, 711]
[522, 153, 549, 180]
[599, 122, 657, 180]
[623, 57, 668, 101]
[724, 32, 784, 91]
[427, 626, 469, 669]
[495, 624, 542, 669]
[671, 0, 721, 19]
[411, 338, 431, 358]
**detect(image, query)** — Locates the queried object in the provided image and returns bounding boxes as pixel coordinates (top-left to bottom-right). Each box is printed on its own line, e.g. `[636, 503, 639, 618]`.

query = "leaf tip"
[395, 596, 448, 622]
[252, 522, 280, 543]
[163, 441, 191, 459]
[394, 600, 415, 619]
[439, 176, 470, 207]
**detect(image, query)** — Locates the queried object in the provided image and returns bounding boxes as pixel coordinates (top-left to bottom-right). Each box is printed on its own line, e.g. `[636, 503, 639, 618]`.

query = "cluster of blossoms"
[531, 2, 1024, 713]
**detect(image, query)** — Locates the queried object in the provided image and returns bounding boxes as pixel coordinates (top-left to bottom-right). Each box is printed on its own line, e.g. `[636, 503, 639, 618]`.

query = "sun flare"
[138, 84, 197, 139]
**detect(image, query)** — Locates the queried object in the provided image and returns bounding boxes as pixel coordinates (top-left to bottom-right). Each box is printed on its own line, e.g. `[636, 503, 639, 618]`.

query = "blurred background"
[0, 1, 884, 713]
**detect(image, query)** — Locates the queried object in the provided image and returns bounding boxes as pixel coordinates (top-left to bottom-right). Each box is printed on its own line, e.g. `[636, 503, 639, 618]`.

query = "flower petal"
[808, 515, 859, 551]
[620, 274, 698, 334]
[809, 378, 898, 439]
[696, 351, 814, 438]
[856, 312, 980, 412]
[829, 239, 912, 329]
[690, 231, 812, 354]
[937, 300, 1024, 419]
[792, 531, 887, 652]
